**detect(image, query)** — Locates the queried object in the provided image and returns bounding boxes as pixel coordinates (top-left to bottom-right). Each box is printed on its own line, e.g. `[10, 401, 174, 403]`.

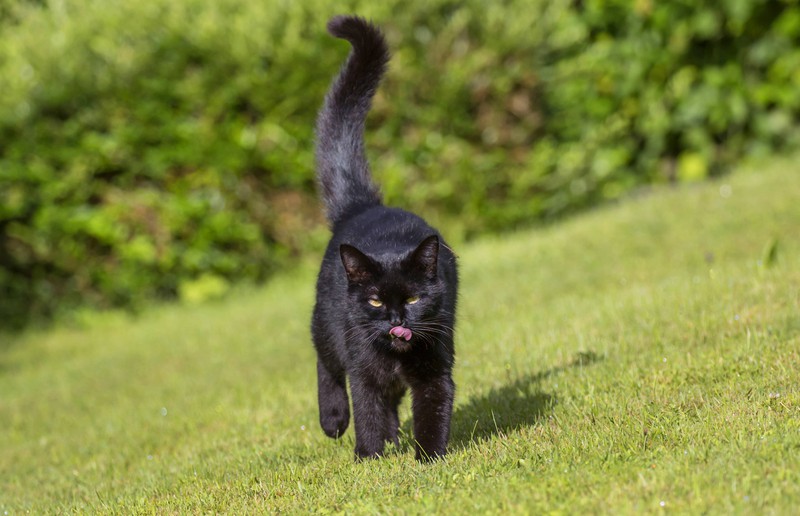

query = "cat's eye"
[368, 298, 383, 307]
[406, 296, 420, 305]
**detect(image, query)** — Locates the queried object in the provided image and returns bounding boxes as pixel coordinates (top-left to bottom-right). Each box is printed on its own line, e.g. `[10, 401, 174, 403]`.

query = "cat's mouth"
[389, 325, 413, 352]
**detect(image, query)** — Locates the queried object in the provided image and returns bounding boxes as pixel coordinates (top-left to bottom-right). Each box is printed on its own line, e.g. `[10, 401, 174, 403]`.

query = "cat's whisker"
[415, 320, 454, 331]
[343, 321, 380, 339]
[412, 322, 454, 338]
[414, 331, 437, 349]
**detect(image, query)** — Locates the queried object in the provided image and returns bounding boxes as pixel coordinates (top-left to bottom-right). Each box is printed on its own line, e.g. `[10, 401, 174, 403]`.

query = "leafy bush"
[1, 0, 799, 327]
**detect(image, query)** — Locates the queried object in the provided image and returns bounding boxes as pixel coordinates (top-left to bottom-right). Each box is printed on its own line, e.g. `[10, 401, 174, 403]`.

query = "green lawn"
[2, 156, 799, 513]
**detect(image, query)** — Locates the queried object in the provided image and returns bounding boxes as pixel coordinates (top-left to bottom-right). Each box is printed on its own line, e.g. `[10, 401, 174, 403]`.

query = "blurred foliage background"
[1, 0, 799, 328]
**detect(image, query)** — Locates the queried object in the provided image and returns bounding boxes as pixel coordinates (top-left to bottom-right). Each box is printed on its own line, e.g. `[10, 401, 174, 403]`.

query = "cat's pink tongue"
[390, 326, 413, 341]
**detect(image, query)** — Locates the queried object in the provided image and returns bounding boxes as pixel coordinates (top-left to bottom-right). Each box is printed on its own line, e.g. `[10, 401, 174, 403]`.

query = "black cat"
[311, 15, 458, 462]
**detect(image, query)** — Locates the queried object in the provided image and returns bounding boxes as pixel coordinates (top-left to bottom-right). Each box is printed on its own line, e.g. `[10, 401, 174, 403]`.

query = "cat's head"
[339, 235, 448, 352]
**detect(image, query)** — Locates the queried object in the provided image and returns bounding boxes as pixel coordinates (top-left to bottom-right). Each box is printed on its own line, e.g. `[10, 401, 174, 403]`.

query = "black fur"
[311, 15, 458, 462]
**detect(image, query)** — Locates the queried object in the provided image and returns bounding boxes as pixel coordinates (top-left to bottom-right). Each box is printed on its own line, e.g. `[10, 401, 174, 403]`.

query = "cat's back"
[335, 206, 436, 251]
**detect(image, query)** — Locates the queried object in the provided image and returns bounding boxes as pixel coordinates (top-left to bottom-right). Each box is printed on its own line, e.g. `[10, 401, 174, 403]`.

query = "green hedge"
[1, 0, 799, 327]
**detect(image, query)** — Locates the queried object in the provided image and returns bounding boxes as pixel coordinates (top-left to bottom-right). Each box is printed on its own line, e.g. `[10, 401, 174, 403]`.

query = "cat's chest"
[375, 355, 403, 377]
[355, 352, 407, 384]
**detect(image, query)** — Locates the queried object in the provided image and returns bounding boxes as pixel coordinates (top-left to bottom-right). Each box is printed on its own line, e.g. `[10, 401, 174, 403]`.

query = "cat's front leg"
[383, 385, 406, 448]
[410, 373, 455, 461]
[316, 359, 350, 438]
[350, 376, 393, 459]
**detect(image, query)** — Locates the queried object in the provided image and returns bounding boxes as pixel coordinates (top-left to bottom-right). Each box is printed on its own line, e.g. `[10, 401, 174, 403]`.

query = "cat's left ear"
[408, 235, 439, 279]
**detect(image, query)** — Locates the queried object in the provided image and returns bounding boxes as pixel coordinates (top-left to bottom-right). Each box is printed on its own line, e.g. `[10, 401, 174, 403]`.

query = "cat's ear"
[408, 235, 439, 279]
[340, 244, 377, 284]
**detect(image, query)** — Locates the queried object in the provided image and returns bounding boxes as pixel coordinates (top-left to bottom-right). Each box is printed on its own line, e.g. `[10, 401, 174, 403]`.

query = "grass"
[2, 155, 799, 513]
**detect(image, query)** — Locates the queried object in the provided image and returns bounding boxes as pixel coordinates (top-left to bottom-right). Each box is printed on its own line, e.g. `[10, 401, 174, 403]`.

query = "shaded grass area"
[1, 155, 799, 512]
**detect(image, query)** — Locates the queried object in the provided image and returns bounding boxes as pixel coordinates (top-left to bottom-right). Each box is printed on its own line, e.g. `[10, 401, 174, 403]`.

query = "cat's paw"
[320, 407, 349, 439]
[415, 444, 447, 463]
[354, 445, 385, 461]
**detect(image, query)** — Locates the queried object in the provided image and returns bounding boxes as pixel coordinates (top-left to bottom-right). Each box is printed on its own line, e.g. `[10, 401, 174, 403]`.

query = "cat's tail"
[315, 15, 388, 226]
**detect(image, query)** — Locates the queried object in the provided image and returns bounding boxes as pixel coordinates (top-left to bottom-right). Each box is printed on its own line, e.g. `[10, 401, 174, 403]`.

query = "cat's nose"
[388, 311, 403, 327]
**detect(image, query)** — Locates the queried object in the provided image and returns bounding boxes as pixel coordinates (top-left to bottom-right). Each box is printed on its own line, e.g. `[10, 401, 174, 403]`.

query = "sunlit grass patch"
[1, 155, 799, 512]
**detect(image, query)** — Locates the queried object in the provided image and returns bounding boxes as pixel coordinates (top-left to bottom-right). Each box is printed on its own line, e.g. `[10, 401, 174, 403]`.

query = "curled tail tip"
[327, 15, 388, 54]
[326, 14, 374, 38]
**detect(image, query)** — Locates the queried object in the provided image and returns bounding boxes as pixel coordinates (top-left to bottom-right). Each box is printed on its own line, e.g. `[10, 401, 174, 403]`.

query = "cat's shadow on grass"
[317, 350, 603, 460]
[444, 350, 603, 450]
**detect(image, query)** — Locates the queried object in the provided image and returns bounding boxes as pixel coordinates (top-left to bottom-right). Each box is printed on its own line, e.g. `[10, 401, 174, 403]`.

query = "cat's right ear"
[340, 244, 377, 284]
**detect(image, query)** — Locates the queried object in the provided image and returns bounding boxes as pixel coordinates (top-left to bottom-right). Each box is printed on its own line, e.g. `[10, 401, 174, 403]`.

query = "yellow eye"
[368, 298, 383, 307]
[406, 296, 420, 305]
